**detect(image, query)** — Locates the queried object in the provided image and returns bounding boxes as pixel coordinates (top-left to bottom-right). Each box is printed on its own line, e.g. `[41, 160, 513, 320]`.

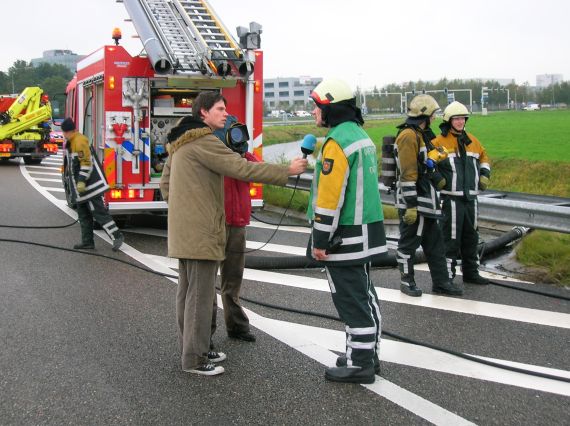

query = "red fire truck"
[64, 0, 264, 215]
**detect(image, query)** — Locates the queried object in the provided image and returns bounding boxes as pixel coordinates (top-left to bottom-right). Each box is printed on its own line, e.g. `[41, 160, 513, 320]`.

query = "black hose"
[0, 219, 79, 229]
[2, 237, 568, 383]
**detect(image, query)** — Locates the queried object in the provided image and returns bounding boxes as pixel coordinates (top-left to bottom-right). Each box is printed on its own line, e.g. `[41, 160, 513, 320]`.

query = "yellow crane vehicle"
[0, 87, 58, 165]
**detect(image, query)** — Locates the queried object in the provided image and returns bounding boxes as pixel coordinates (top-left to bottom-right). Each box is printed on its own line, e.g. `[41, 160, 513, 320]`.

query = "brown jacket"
[160, 127, 289, 260]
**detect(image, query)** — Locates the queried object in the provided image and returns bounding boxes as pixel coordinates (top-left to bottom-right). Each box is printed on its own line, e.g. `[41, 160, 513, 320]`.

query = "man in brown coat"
[160, 91, 307, 376]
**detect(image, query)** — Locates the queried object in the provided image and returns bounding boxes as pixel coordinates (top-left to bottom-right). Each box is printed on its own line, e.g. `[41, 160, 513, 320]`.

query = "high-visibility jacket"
[394, 125, 442, 218]
[66, 132, 109, 204]
[432, 130, 491, 201]
[307, 121, 386, 264]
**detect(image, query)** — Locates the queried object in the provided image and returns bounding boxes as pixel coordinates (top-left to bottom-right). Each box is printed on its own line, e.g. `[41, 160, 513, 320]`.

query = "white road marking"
[26, 171, 62, 176]
[24, 165, 61, 171]
[44, 187, 65, 193]
[31, 177, 61, 183]
[249, 220, 311, 234]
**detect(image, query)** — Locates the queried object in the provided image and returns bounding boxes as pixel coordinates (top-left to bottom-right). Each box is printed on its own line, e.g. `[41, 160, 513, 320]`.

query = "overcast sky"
[3, 0, 569, 90]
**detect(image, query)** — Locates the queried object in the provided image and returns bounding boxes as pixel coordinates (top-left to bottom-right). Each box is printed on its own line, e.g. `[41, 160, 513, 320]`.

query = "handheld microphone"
[301, 134, 317, 159]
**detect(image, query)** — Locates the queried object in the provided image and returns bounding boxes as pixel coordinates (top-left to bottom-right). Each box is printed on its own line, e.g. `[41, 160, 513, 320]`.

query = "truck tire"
[23, 157, 43, 165]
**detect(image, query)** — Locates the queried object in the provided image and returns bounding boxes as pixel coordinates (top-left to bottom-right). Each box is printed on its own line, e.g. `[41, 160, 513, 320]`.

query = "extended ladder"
[124, 0, 243, 75]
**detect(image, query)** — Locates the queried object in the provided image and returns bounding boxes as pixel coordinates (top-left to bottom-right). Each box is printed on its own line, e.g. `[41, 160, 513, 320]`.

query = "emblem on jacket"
[322, 158, 334, 175]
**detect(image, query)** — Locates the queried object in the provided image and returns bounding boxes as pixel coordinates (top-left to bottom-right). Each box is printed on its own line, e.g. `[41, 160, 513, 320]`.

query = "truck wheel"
[23, 157, 42, 165]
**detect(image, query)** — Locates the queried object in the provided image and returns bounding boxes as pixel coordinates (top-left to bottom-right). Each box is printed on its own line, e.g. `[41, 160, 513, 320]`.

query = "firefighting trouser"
[177, 259, 218, 370]
[211, 225, 250, 337]
[324, 262, 381, 369]
[76, 196, 121, 245]
[396, 212, 449, 286]
[441, 197, 481, 279]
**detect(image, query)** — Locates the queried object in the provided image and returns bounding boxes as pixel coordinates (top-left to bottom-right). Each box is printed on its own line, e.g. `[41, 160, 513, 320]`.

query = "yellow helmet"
[407, 94, 440, 117]
[310, 78, 354, 105]
[443, 101, 470, 122]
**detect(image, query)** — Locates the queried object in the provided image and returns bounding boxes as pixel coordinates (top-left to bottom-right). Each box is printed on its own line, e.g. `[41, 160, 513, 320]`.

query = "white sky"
[3, 0, 569, 90]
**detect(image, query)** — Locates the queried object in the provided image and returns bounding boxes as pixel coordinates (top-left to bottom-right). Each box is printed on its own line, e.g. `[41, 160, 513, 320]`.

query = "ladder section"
[124, 0, 244, 75]
[138, 0, 209, 73]
[175, 0, 242, 62]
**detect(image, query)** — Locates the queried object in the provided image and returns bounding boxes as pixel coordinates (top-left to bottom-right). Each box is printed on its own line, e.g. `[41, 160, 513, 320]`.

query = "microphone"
[301, 134, 317, 159]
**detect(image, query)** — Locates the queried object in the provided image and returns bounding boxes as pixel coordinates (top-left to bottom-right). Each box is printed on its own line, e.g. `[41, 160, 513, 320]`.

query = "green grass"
[263, 110, 570, 285]
[515, 231, 570, 286]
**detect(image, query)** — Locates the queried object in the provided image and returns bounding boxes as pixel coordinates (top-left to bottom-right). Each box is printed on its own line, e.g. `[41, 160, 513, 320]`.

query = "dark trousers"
[325, 263, 381, 369]
[212, 225, 250, 337]
[397, 213, 449, 286]
[177, 259, 218, 369]
[442, 197, 480, 278]
[76, 196, 119, 244]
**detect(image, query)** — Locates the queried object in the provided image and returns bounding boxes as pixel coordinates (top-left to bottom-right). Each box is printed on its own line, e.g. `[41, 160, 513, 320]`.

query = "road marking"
[249, 220, 311, 234]
[25, 165, 61, 171]
[26, 171, 61, 176]
[44, 187, 65, 193]
[31, 177, 62, 183]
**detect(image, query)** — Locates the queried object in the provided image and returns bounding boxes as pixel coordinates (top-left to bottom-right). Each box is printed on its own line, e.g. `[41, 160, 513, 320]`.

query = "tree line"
[356, 78, 570, 113]
[0, 60, 73, 117]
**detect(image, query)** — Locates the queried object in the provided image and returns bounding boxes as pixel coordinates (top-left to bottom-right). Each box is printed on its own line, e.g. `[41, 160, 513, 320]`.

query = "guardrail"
[286, 174, 570, 234]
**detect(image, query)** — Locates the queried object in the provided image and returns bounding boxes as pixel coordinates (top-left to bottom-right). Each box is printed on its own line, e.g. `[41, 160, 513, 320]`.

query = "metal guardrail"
[286, 174, 570, 234]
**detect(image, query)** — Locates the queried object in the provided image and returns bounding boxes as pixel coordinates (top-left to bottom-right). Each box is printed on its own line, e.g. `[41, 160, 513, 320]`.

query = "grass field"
[263, 110, 570, 285]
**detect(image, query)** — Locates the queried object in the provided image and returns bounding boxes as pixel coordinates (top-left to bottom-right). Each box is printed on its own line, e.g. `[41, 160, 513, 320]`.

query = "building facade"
[263, 76, 322, 110]
[31, 50, 85, 73]
[536, 74, 563, 88]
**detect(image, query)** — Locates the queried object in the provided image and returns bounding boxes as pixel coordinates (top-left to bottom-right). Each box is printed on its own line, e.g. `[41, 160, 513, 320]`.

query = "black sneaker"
[433, 280, 464, 296]
[207, 351, 227, 363]
[463, 274, 490, 285]
[325, 366, 375, 384]
[183, 363, 224, 376]
[228, 331, 256, 342]
[336, 355, 381, 375]
[73, 242, 95, 250]
[400, 276, 422, 297]
[112, 233, 124, 252]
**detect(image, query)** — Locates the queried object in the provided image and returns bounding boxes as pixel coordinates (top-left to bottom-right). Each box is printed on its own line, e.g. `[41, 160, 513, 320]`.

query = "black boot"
[463, 274, 490, 285]
[325, 365, 375, 384]
[336, 355, 381, 375]
[433, 280, 464, 296]
[400, 274, 422, 297]
[112, 232, 124, 251]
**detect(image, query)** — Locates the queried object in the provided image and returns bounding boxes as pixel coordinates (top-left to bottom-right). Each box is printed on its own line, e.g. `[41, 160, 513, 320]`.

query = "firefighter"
[433, 101, 491, 285]
[394, 95, 463, 297]
[61, 118, 124, 251]
[308, 78, 385, 384]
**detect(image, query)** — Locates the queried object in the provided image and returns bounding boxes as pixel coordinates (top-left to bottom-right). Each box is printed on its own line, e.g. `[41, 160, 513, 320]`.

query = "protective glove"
[403, 207, 418, 225]
[427, 146, 449, 164]
[436, 177, 446, 190]
[479, 175, 489, 191]
[77, 181, 86, 193]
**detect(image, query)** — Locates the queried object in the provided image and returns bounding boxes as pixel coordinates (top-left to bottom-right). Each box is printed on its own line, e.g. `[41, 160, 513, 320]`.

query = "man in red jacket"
[213, 117, 257, 342]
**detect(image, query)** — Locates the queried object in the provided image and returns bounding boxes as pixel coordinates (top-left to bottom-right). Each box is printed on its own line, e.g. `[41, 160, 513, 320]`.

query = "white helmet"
[443, 101, 470, 122]
[310, 78, 354, 105]
[407, 94, 440, 117]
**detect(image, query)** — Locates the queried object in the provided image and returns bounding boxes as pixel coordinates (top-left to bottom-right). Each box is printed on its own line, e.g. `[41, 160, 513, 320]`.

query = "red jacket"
[224, 152, 257, 226]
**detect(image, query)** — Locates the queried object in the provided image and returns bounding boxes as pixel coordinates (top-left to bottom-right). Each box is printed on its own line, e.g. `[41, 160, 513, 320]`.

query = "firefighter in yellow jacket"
[394, 95, 463, 297]
[61, 118, 124, 251]
[432, 102, 491, 285]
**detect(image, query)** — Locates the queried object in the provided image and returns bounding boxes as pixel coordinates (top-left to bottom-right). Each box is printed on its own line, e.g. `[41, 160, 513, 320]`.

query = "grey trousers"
[212, 225, 250, 336]
[76, 196, 119, 244]
[177, 259, 218, 370]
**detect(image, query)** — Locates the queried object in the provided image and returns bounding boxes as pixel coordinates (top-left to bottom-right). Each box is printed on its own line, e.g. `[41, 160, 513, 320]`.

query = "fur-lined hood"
[170, 127, 212, 154]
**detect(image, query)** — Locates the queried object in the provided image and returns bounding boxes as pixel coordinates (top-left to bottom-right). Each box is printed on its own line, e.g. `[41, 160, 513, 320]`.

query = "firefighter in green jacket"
[61, 118, 124, 251]
[432, 101, 491, 285]
[308, 79, 386, 384]
[394, 95, 463, 297]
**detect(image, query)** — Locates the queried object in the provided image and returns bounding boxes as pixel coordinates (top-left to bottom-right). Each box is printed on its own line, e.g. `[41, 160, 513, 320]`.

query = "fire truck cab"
[64, 0, 264, 215]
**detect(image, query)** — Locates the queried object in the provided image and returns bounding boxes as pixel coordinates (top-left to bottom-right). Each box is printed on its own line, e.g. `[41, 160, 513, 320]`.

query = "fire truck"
[63, 0, 265, 215]
[0, 87, 58, 164]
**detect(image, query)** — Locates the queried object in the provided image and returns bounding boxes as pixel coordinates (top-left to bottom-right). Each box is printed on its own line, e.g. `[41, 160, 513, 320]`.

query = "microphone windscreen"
[301, 134, 317, 155]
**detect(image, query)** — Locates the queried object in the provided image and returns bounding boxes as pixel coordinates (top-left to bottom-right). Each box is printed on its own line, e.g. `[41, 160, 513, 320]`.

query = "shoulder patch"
[322, 158, 334, 175]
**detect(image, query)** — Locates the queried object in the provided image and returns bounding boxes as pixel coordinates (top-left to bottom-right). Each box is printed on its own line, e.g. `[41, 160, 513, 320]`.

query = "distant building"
[263, 76, 322, 110]
[31, 49, 85, 73]
[536, 74, 563, 88]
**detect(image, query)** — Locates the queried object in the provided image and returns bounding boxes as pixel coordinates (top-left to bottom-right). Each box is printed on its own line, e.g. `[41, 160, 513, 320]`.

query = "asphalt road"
[1, 152, 569, 425]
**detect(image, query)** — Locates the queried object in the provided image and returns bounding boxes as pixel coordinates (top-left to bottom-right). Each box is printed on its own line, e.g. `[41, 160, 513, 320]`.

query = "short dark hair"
[192, 91, 226, 119]
[61, 117, 76, 132]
